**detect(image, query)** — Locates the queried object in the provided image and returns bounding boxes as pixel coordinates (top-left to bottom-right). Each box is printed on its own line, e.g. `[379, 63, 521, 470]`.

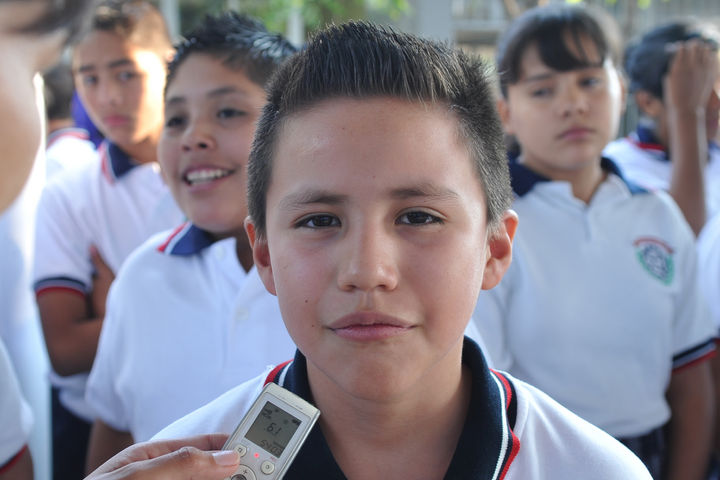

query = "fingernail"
[212, 450, 239, 466]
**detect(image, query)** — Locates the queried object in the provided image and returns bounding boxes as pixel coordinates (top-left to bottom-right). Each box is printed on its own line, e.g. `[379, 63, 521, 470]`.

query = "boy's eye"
[117, 71, 137, 82]
[580, 76, 601, 88]
[164, 115, 185, 129]
[297, 214, 340, 228]
[217, 108, 246, 119]
[81, 75, 98, 87]
[397, 211, 442, 225]
[530, 87, 552, 98]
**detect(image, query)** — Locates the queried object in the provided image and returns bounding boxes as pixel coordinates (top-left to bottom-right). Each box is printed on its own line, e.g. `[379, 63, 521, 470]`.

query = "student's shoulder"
[507, 374, 651, 479]
[41, 149, 102, 201]
[151, 369, 271, 441]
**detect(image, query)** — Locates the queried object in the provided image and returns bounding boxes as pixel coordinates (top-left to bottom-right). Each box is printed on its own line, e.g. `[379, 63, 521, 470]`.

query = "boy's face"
[72, 30, 166, 149]
[159, 53, 266, 237]
[248, 97, 516, 400]
[498, 34, 625, 180]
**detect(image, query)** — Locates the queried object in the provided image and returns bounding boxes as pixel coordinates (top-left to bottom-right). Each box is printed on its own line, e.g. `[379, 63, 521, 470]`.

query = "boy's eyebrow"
[165, 86, 249, 107]
[75, 58, 133, 74]
[278, 190, 349, 210]
[278, 184, 460, 210]
[520, 72, 555, 83]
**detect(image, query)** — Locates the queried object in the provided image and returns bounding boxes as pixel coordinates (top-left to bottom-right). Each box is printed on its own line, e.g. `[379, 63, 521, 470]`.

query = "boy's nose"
[558, 85, 588, 117]
[337, 225, 399, 293]
[182, 122, 216, 152]
[97, 81, 122, 108]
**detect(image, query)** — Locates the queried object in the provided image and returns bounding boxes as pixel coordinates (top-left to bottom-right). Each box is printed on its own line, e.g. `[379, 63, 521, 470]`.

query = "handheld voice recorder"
[222, 382, 320, 480]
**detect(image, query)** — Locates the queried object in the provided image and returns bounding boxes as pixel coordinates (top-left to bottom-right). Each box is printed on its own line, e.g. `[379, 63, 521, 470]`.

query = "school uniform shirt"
[698, 212, 720, 333]
[33, 141, 184, 422]
[603, 126, 720, 221]
[154, 337, 650, 479]
[0, 339, 33, 469]
[473, 158, 716, 438]
[45, 127, 97, 179]
[86, 223, 296, 441]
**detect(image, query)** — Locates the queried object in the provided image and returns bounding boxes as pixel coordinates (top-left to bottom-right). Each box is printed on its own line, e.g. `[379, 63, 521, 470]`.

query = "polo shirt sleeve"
[472, 255, 517, 371]
[0, 340, 33, 466]
[33, 173, 94, 296]
[668, 197, 717, 371]
[86, 278, 130, 432]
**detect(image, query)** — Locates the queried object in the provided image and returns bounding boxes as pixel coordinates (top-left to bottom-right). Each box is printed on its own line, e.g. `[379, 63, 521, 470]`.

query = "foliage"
[178, 0, 410, 36]
[565, 0, 671, 8]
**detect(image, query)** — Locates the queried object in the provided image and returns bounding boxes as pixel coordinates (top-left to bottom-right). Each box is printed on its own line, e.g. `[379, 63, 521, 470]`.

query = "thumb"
[128, 447, 240, 480]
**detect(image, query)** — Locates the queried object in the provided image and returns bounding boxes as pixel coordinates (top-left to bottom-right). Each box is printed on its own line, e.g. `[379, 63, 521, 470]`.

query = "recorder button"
[260, 461, 275, 475]
[232, 465, 256, 480]
[234, 445, 248, 457]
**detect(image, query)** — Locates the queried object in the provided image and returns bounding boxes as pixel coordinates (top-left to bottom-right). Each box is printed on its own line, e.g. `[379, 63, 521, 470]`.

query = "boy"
[84, 12, 297, 470]
[32, 1, 184, 477]
[475, 5, 715, 478]
[43, 61, 97, 178]
[604, 20, 720, 235]
[154, 21, 650, 478]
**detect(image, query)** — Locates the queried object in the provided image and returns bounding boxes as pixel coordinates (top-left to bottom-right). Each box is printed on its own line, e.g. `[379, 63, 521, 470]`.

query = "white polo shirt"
[154, 338, 650, 479]
[603, 127, 720, 221]
[698, 213, 720, 333]
[86, 223, 296, 441]
[45, 127, 97, 179]
[33, 141, 183, 421]
[473, 158, 716, 438]
[0, 339, 33, 468]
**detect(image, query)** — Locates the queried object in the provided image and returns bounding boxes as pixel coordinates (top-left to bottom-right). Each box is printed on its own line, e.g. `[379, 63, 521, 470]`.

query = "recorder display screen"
[244, 401, 301, 457]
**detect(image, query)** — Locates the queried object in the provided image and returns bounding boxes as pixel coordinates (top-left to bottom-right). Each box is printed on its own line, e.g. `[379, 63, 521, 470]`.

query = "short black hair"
[83, 0, 172, 54]
[8, 0, 94, 43]
[43, 62, 75, 121]
[248, 21, 512, 237]
[625, 19, 719, 99]
[166, 12, 296, 93]
[496, 4, 621, 97]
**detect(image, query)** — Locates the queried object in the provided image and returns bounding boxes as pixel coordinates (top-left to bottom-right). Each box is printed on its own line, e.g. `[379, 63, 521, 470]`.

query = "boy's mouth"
[329, 312, 414, 341]
[183, 168, 235, 186]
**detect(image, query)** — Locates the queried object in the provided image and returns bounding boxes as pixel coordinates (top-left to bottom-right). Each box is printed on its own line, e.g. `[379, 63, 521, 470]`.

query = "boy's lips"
[329, 312, 414, 341]
[557, 126, 594, 140]
[102, 115, 130, 127]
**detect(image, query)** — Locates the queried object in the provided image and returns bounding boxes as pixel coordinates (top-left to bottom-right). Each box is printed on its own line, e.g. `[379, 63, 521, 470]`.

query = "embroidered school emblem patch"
[633, 237, 674, 285]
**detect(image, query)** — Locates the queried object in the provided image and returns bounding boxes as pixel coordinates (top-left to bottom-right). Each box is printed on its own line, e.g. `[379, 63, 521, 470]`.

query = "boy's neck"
[520, 155, 606, 204]
[306, 343, 470, 479]
[114, 135, 158, 165]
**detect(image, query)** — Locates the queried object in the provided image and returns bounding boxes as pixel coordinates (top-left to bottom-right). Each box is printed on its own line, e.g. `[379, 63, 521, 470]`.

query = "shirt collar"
[99, 140, 139, 183]
[46, 127, 90, 150]
[510, 156, 646, 197]
[268, 337, 520, 479]
[628, 126, 669, 162]
[157, 222, 218, 256]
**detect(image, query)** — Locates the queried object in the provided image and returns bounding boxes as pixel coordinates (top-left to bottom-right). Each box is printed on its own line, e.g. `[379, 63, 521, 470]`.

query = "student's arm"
[664, 40, 718, 236]
[0, 447, 33, 480]
[710, 352, 720, 459]
[85, 435, 239, 480]
[37, 247, 114, 376]
[664, 360, 715, 480]
[86, 420, 135, 474]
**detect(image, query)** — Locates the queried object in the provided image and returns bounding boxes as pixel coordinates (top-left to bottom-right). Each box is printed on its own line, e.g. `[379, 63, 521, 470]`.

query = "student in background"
[43, 61, 97, 178]
[604, 20, 720, 235]
[32, 1, 184, 477]
[85, 12, 298, 470]
[474, 5, 715, 479]
[153, 21, 650, 479]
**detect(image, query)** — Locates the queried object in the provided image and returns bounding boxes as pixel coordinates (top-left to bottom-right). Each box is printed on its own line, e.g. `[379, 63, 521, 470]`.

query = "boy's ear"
[244, 217, 277, 296]
[496, 97, 514, 135]
[634, 90, 664, 118]
[481, 210, 519, 291]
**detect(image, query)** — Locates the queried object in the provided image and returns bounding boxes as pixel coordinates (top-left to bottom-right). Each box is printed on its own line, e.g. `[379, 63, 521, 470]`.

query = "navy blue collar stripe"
[100, 141, 138, 183]
[510, 155, 646, 197]
[158, 223, 218, 256]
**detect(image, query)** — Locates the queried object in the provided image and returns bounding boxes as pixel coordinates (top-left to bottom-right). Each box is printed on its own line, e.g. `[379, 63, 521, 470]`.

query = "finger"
[89, 245, 110, 270]
[124, 446, 240, 480]
[132, 434, 231, 460]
